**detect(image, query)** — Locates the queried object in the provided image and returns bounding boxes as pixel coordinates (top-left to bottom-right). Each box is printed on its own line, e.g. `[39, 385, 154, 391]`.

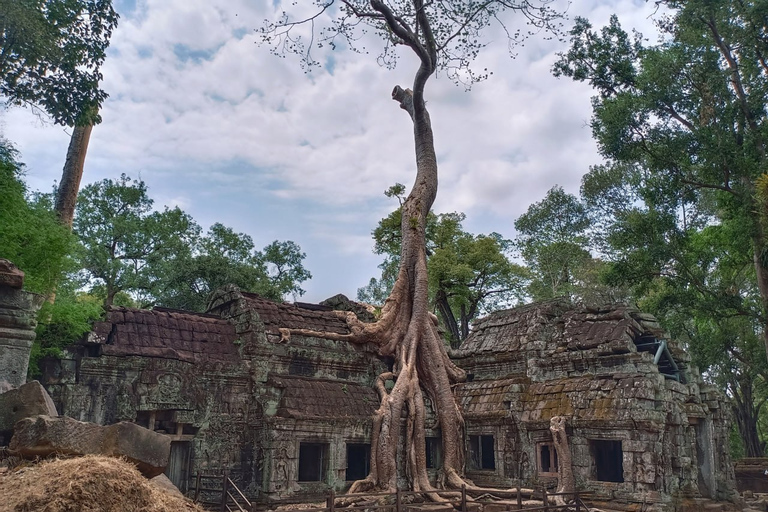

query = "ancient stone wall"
[0, 260, 43, 390]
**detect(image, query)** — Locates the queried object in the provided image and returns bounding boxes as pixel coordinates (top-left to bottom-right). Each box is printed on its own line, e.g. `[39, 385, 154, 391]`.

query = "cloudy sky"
[2, 0, 662, 303]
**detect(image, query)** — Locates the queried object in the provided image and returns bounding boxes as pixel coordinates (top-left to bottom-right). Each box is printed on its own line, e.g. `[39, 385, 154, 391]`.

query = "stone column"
[0, 259, 43, 390]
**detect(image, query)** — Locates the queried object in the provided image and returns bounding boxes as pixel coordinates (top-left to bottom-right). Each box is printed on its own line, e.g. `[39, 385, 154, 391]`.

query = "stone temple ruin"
[30, 283, 736, 510]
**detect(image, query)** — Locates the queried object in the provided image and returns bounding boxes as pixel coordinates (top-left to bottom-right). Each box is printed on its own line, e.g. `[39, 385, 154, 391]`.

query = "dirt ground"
[0, 454, 206, 512]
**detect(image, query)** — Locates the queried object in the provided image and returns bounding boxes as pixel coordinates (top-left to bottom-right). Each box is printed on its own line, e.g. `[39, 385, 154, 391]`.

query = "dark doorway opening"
[590, 440, 624, 483]
[469, 435, 495, 470]
[538, 442, 558, 475]
[346, 443, 370, 481]
[299, 442, 328, 482]
[426, 437, 442, 469]
[165, 441, 191, 492]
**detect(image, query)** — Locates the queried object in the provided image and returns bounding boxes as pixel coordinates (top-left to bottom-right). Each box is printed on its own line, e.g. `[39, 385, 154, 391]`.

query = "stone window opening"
[590, 440, 624, 483]
[346, 443, 370, 481]
[298, 442, 329, 482]
[634, 334, 683, 382]
[468, 435, 495, 470]
[426, 436, 442, 469]
[537, 442, 558, 476]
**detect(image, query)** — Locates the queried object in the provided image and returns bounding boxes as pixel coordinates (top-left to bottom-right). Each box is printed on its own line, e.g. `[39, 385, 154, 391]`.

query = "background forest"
[2, 0, 767, 463]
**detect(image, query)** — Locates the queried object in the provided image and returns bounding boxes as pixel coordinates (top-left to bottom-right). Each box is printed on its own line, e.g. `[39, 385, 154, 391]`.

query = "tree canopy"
[0, 0, 118, 126]
[0, 138, 73, 294]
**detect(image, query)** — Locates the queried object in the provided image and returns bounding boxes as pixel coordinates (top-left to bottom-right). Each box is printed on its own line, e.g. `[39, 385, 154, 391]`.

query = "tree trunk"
[435, 288, 461, 347]
[281, 83, 471, 496]
[55, 123, 94, 229]
[732, 373, 765, 457]
[549, 416, 575, 506]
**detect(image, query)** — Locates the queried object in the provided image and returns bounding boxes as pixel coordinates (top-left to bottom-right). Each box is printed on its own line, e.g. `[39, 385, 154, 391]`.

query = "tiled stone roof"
[268, 374, 378, 419]
[241, 292, 350, 335]
[455, 378, 528, 418]
[456, 300, 669, 357]
[89, 306, 240, 363]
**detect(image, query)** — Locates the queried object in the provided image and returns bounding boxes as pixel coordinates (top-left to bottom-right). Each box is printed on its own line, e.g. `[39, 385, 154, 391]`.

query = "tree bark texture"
[55, 123, 93, 229]
[549, 416, 575, 506]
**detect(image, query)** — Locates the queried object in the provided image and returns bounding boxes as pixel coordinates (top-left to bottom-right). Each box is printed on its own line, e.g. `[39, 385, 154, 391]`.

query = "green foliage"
[74, 177, 312, 311]
[74, 174, 199, 307]
[154, 224, 312, 312]
[514, 186, 598, 301]
[359, 186, 527, 345]
[0, 0, 119, 126]
[31, 289, 103, 375]
[0, 139, 74, 294]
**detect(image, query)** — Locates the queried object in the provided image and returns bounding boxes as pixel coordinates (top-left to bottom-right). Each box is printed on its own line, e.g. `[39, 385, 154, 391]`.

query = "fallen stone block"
[0, 381, 58, 433]
[149, 473, 184, 499]
[9, 415, 170, 477]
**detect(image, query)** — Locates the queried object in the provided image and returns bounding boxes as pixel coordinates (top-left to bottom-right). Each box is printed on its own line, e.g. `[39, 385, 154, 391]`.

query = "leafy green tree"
[1, 0, 119, 229]
[261, 240, 312, 299]
[31, 288, 103, 375]
[74, 174, 199, 308]
[0, 139, 73, 294]
[0, 0, 118, 127]
[359, 185, 527, 346]
[514, 186, 595, 301]
[554, 1, 768, 359]
[152, 224, 312, 312]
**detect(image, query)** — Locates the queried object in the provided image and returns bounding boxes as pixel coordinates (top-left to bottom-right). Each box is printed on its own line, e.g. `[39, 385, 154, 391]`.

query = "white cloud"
[3, 0, 664, 302]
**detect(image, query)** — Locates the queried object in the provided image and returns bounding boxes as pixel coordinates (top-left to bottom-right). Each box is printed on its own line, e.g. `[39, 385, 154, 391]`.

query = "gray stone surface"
[0, 380, 58, 433]
[0, 260, 44, 389]
[10, 415, 170, 477]
[149, 473, 184, 498]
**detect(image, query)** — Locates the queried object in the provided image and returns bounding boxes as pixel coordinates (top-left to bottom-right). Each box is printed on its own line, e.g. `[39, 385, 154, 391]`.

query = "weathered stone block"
[10, 415, 170, 477]
[0, 259, 24, 289]
[0, 380, 58, 432]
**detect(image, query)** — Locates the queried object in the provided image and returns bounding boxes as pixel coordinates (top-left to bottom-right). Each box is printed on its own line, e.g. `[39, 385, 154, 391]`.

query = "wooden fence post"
[327, 488, 336, 512]
[516, 486, 522, 510]
[575, 493, 581, 512]
[221, 471, 229, 512]
[461, 485, 467, 512]
[396, 487, 402, 512]
[542, 488, 548, 512]
[194, 473, 201, 503]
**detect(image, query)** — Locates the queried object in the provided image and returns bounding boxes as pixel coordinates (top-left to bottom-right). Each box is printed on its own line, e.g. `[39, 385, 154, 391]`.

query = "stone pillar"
[0, 259, 43, 390]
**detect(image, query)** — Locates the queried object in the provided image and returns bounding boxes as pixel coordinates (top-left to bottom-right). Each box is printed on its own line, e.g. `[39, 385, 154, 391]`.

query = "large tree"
[74, 174, 198, 308]
[152, 224, 312, 312]
[0, 0, 118, 228]
[553, 0, 768, 360]
[554, 1, 768, 455]
[0, 138, 73, 294]
[260, 0, 563, 494]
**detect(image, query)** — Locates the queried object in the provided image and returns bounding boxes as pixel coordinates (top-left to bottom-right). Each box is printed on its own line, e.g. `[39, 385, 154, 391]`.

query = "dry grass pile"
[0, 455, 206, 512]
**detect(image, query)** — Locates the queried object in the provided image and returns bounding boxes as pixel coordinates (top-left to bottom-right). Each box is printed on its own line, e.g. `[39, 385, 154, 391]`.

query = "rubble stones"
[10, 415, 170, 477]
[0, 381, 58, 434]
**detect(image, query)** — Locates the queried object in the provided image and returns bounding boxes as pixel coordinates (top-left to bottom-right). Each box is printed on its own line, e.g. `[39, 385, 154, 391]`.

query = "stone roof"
[268, 374, 378, 420]
[240, 291, 351, 336]
[456, 300, 666, 357]
[455, 378, 528, 419]
[88, 306, 240, 363]
[519, 374, 668, 426]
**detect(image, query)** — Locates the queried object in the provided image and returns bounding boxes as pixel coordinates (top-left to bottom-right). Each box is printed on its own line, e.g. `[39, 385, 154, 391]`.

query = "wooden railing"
[188, 474, 590, 512]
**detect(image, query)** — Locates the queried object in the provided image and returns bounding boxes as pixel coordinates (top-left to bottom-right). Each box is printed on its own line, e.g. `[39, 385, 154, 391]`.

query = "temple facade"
[40, 287, 736, 510]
